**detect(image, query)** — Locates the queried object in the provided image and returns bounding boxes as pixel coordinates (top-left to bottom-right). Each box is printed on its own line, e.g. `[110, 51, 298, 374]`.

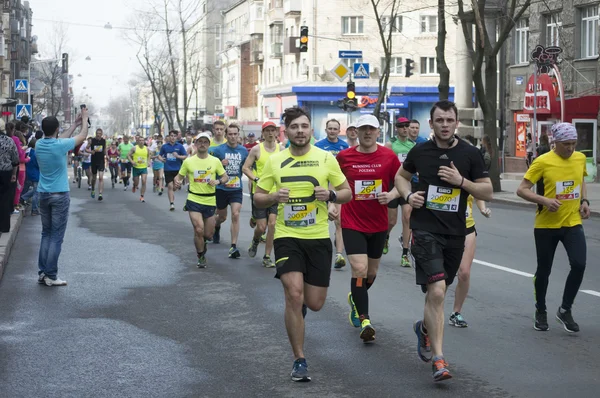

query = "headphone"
[431, 134, 456, 148]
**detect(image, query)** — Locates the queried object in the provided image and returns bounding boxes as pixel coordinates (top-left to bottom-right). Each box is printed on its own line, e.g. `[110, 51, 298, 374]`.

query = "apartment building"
[504, 0, 600, 177]
[219, 0, 464, 139]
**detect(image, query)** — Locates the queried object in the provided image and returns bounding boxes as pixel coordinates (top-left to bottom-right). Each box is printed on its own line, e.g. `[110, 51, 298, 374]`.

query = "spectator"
[12, 125, 29, 213]
[0, 119, 19, 233]
[20, 138, 40, 215]
[481, 135, 493, 171]
[35, 110, 89, 286]
[538, 134, 551, 157]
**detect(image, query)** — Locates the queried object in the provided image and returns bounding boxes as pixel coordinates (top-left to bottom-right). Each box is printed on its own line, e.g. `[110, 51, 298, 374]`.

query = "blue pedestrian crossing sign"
[16, 104, 32, 119]
[15, 79, 28, 93]
[353, 63, 370, 79]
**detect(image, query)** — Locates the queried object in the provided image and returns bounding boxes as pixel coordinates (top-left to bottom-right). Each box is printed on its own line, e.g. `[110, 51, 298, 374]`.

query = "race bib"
[167, 153, 176, 160]
[109, 157, 117, 163]
[284, 204, 317, 227]
[136, 156, 145, 164]
[398, 153, 407, 163]
[556, 181, 580, 200]
[354, 180, 382, 200]
[426, 185, 460, 212]
[225, 176, 241, 189]
[193, 169, 211, 183]
[94, 145, 103, 152]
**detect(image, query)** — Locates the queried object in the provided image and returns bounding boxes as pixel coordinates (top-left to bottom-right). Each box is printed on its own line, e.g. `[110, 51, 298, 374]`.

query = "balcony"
[284, 37, 300, 54]
[267, 6, 284, 23]
[250, 51, 264, 65]
[248, 19, 264, 35]
[283, 0, 301, 15]
[270, 42, 283, 58]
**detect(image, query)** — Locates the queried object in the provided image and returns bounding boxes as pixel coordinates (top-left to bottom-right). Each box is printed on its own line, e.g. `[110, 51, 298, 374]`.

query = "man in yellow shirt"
[254, 107, 351, 383]
[174, 132, 228, 268]
[127, 135, 150, 202]
[517, 122, 590, 333]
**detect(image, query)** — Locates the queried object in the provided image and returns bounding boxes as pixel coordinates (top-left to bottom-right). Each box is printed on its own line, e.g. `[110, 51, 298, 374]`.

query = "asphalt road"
[1, 176, 599, 397]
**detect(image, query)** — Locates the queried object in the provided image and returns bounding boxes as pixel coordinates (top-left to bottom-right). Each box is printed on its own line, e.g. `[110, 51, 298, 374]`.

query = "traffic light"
[346, 81, 357, 109]
[62, 53, 69, 74]
[405, 58, 414, 78]
[300, 26, 308, 52]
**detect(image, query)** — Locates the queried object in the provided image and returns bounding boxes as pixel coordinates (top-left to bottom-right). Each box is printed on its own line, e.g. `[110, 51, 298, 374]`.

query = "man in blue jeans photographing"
[35, 108, 89, 286]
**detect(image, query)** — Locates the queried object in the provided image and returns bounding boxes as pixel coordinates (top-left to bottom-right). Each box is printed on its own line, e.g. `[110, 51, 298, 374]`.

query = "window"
[545, 13, 561, 47]
[515, 18, 529, 64]
[270, 23, 283, 44]
[343, 58, 363, 70]
[381, 15, 402, 33]
[382, 57, 402, 75]
[214, 79, 222, 99]
[581, 6, 599, 58]
[215, 25, 222, 52]
[251, 2, 263, 20]
[420, 15, 437, 33]
[269, 0, 282, 8]
[420, 57, 437, 75]
[342, 16, 364, 35]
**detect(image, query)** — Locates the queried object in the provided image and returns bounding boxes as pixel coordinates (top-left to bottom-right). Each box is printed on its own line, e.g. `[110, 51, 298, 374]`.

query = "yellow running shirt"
[465, 195, 475, 229]
[132, 145, 149, 169]
[252, 142, 280, 194]
[179, 155, 226, 206]
[257, 146, 346, 240]
[524, 150, 587, 229]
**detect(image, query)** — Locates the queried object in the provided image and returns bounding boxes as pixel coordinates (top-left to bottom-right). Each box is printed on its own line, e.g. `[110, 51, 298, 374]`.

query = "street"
[1, 178, 599, 398]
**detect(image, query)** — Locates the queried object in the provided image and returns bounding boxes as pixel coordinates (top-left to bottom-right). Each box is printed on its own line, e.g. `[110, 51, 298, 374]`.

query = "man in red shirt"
[334, 114, 401, 343]
[243, 132, 259, 151]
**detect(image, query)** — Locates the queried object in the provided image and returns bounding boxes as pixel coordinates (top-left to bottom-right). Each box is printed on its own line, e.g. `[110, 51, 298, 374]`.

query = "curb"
[0, 212, 24, 281]
[493, 197, 600, 218]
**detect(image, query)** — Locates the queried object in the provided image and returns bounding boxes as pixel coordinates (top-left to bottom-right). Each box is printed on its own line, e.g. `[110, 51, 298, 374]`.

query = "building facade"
[504, 0, 600, 178]
[219, 0, 463, 141]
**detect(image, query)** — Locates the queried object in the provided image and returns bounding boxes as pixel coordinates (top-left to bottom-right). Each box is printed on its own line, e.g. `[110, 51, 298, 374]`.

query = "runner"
[80, 137, 93, 191]
[118, 136, 134, 191]
[210, 120, 227, 148]
[90, 128, 106, 201]
[253, 107, 351, 382]
[385, 117, 414, 267]
[128, 135, 150, 202]
[409, 119, 428, 144]
[315, 119, 349, 269]
[174, 132, 228, 268]
[106, 142, 119, 189]
[345, 122, 358, 147]
[242, 121, 281, 268]
[159, 130, 187, 211]
[151, 137, 164, 195]
[395, 100, 492, 382]
[209, 123, 248, 258]
[516, 122, 589, 333]
[336, 114, 401, 342]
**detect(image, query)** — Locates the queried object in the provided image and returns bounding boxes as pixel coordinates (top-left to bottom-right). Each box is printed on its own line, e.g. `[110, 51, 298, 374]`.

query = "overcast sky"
[29, 0, 146, 110]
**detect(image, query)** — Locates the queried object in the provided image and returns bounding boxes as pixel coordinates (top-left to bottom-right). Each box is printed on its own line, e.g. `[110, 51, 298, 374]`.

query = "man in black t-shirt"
[90, 128, 107, 201]
[395, 100, 492, 383]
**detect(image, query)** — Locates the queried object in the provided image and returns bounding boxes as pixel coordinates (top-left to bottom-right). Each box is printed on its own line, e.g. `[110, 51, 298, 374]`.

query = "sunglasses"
[396, 123, 410, 128]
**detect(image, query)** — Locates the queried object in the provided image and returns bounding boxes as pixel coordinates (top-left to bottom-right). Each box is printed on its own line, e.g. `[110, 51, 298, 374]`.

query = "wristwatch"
[254, 177, 259, 183]
[328, 190, 337, 203]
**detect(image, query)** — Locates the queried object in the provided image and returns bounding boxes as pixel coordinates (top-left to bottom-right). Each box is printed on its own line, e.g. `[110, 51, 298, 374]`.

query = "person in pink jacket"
[7, 122, 29, 213]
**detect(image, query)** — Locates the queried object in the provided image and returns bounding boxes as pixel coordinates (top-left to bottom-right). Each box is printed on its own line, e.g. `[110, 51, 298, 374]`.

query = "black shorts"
[342, 229, 388, 259]
[466, 226, 477, 236]
[216, 189, 243, 210]
[92, 163, 105, 174]
[251, 193, 278, 219]
[410, 229, 465, 287]
[274, 238, 333, 287]
[185, 200, 216, 219]
[165, 170, 179, 184]
[120, 162, 132, 172]
[388, 196, 407, 209]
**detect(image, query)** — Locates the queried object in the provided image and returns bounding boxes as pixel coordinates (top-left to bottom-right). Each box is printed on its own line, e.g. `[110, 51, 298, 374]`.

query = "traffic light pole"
[307, 34, 352, 50]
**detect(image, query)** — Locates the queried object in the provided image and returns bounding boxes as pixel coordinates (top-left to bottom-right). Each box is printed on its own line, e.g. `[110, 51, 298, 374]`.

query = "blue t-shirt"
[314, 138, 349, 156]
[26, 149, 40, 182]
[159, 142, 187, 172]
[36, 137, 75, 193]
[413, 136, 428, 145]
[209, 143, 248, 191]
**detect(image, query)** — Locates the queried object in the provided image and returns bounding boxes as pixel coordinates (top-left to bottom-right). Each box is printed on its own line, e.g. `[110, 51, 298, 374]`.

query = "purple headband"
[551, 123, 578, 142]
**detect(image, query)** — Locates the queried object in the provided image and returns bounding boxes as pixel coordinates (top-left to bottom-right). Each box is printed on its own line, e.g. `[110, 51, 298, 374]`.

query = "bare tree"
[370, 0, 402, 116]
[105, 95, 132, 136]
[457, 0, 532, 191]
[436, 0, 450, 100]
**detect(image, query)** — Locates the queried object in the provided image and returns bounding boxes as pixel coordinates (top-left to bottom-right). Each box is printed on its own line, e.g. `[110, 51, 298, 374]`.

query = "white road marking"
[473, 259, 598, 299]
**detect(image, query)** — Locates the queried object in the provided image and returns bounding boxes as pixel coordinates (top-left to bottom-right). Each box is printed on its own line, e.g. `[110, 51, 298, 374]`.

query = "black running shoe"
[290, 358, 311, 382]
[534, 310, 549, 331]
[556, 308, 579, 333]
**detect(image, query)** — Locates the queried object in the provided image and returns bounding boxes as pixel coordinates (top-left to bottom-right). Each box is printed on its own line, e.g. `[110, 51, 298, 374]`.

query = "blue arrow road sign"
[16, 104, 32, 119]
[339, 50, 363, 59]
[15, 79, 28, 93]
[353, 63, 370, 79]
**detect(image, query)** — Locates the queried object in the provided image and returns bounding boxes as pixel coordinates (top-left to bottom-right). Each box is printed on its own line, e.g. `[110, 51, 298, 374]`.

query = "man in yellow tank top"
[127, 135, 150, 202]
[242, 121, 282, 268]
[517, 122, 590, 333]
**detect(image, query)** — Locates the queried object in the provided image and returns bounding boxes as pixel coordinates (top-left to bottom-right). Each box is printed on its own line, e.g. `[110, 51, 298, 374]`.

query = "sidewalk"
[496, 179, 600, 217]
[0, 212, 23, 280]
